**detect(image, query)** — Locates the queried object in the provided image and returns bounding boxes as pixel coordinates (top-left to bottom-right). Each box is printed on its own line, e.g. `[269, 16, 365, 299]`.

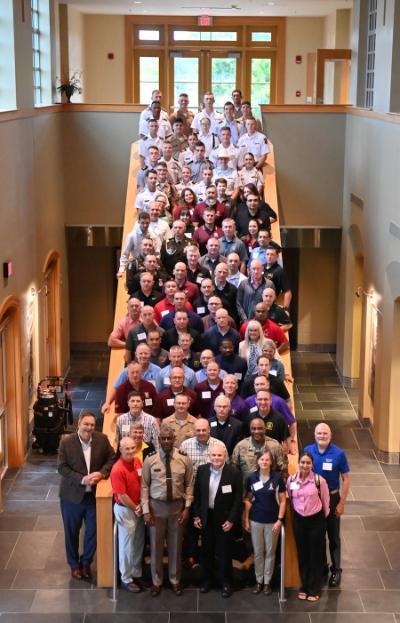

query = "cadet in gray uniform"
[141, 424, 194, 596]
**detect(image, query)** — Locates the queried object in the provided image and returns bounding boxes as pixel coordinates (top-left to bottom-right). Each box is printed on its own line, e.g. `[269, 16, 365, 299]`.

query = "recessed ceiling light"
[267, 1, 275, 5]
[133, 1, 142, 4]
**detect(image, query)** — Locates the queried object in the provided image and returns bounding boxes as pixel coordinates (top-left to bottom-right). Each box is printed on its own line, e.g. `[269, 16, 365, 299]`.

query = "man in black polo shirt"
[131, 272, 162, 307]
[264, 247, 292, 311]
[240, 355, 291, 404]
[262, 287, 293, 332]
[250, 389, 290, 445]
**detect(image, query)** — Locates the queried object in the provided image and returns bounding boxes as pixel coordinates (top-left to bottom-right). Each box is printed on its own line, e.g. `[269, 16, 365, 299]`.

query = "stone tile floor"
[1, 350, 400, 622]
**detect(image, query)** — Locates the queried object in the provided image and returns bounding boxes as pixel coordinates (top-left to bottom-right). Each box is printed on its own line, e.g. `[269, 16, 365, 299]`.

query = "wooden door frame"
[316, 48, 352, 104]
[0, 296, 25, 467]
[43, 251, 61, 377]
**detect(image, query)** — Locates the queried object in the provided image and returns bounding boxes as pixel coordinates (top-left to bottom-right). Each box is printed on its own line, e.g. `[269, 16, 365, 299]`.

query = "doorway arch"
[42, 251, 61, 377]
[0, 295, 25, 470]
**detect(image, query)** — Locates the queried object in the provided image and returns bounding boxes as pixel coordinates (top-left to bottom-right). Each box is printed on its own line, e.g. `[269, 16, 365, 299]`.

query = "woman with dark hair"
[173, 187, 198, 221]
[288, 451, 330, 602]
[241, 219, 260, 252]
[243, 450, 286, 595]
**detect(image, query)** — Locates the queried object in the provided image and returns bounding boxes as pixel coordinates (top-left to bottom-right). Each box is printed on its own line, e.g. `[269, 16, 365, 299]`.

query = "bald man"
[208, 394, 244, 455]
[304, 423, 350, 588]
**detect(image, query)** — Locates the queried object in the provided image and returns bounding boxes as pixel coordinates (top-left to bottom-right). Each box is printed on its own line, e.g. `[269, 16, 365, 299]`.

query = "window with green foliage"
[139, 57, 159, 104]
[173, 57, 199, 108]
[211, 58, 237, 109]
[250, 58, 271, 108]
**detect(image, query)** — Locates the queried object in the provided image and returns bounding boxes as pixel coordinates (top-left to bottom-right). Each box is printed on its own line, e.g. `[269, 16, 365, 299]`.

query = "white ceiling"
[64, 0, 353, 17]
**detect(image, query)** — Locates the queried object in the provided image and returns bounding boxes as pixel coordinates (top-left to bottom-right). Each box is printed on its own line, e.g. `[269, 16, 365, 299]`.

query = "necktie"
[165, 453, 173, 502]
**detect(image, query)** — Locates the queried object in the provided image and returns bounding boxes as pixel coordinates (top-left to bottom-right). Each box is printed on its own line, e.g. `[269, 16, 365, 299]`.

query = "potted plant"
[57, 71, 83, 103]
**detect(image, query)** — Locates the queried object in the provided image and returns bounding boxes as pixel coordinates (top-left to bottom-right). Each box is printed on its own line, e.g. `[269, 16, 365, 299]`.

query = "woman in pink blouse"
[288, 451, 330, 602]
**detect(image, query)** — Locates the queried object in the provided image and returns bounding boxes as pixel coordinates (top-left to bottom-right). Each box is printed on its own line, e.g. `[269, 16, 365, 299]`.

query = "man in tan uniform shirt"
[163, 394, 197, 447]
[141, 424, 194, 596]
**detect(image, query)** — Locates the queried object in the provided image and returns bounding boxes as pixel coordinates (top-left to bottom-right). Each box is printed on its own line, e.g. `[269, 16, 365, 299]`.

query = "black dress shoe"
[133, 577, 149, 590]
[263, 583, 272, 595]
[221, 585, 232, 598]
[252, 582, 263, 594]
[80, 565, 92, 579]
[171, 583, 184, 596]
[329, 570, 341, 587]
[200, 582, 211, 593]
[150, 584, 162, 596]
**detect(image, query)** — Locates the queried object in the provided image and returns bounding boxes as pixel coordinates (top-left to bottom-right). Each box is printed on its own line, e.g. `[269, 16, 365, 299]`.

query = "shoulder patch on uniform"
[147, 450, 157, 458]
[264, 138, 268, 143]
[178, 449, 187, 456]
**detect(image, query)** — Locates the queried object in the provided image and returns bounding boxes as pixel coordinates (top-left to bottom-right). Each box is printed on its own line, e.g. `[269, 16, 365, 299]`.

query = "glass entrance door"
[170, 53, 201, 110]
[0, 324, 8, 478]
[209, 54, 239, 110]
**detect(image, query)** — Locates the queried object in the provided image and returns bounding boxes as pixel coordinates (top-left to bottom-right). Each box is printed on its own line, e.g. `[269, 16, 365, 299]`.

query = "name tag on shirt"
[164, 377, 171, 386]
[161, 310, 169, 317]
[290, 482, 300, 490]
[197, 306, 206, 314]
[222, 484, 232, 494]
[137, 468, 142, 477]
[210, 421, 217, 427]
[253, 481, 264, 492]
[235, 372, 242, 380]
[323, 462, 333, 471]
[145, 398, 153, 406]
[269, 369, 277, 376]
[250, 405, 258, 413]
[196, 276, 204, 284]
[137, 332, 147, 341]
[122, 424, 130, 434]
[202, 391, 211, 399]
[167, 398, 174, 406]
[185, 232, 192, 238]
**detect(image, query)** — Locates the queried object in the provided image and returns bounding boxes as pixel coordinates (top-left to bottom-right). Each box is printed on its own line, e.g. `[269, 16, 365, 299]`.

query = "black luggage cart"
[32, 376, 74, 453]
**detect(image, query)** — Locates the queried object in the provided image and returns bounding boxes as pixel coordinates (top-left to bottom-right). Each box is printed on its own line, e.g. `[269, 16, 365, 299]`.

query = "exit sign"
[198, 15, 213, 26]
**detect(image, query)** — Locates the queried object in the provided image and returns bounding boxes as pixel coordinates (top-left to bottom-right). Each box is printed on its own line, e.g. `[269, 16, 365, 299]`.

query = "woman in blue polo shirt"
[243, 450, 286, 595]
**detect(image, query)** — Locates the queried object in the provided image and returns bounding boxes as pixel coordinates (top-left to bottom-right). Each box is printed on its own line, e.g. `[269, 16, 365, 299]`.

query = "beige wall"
[67, 5, 85, 102]
[83, 15, 125, 104]
[263, 111, 346, 226]
[336, 113, 400, 454]
[297, 248, 339, 348]
[0, 112, 70, 429]
[284, 17, 324, 104]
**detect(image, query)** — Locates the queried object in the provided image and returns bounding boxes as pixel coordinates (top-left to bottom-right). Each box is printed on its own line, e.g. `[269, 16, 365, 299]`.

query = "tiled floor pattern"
[1, 350, 400, 622]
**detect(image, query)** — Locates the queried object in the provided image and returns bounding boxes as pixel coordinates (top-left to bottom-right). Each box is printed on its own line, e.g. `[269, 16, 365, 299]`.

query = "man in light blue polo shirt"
[304, 422, 350, 588]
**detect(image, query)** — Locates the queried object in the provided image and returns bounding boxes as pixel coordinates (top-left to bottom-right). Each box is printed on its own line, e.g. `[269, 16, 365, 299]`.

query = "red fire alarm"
[296, 55, 302, 64]
[296, 90, 301, 97]
[107, 52, 114, 60]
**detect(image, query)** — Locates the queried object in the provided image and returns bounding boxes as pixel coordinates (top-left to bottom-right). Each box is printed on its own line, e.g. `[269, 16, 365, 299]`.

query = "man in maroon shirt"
[192, 185, 228, 227]
[173, 262, 200, 304]
[239, 302, 289, 353]
[193, 206, 223, 255]
[195, 361, 224, 419]
[154, 367, 198, 420]
[102, 362, 157, 416]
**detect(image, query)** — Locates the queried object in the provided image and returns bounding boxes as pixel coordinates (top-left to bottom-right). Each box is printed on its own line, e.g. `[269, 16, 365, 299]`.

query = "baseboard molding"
[296, 343, 336, 353]
[335, 366, 360, 388]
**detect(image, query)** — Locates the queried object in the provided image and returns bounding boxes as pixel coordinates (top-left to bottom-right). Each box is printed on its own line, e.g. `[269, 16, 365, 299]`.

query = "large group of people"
[58, 87, 350, 602]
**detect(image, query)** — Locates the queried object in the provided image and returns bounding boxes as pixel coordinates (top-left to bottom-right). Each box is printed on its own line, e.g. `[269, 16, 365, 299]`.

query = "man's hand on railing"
[101, 402, 111, 415]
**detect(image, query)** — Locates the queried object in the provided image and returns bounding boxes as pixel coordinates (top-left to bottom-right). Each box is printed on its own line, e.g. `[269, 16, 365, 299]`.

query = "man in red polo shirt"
[239, 302, 289, 353]
[111, 436, 145, 593]
[108, 297, 142, 349]
[173, 262, 200, 304]
[195, 361, 224, 419]
[193, 206, 223, 255]
[154, 367, 198, 420]
[154, 280, 192, 324]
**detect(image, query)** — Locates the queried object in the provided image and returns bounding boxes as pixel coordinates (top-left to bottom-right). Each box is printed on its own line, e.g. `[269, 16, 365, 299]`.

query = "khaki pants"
[149, 499, 184, 587]
[250, 520, 280, 584]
